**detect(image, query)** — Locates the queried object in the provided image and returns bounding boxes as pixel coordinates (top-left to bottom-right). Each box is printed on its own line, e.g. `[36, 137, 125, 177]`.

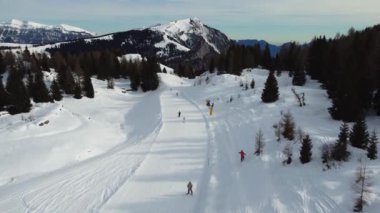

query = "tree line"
[203, 24, 380, 122]
[0, 48, 160, 115]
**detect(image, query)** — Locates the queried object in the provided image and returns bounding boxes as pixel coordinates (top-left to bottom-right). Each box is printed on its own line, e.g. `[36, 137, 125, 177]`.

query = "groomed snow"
[0, 69, 379, 212]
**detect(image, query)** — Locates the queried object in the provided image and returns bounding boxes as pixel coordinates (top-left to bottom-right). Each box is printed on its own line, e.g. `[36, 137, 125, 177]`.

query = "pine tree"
[367, 130, 378, 160]
[73, 82, 82, 99]
[292, 69, 306, 86]
[254, 129, 265, 156]
[332, 122, 350, 161]
[32, 71, 52, 103]
[0, 76, 10, 111]
[250, 79, 255, 89]
[140, 58, 160, 92]
[261, 71, 279, 103]
[129, 66, 140, 91]
[262, 44, 272, 70]
[82, 73, 94, 98]
[350, 116, 370, 149]
[0, 53, 5, 75]
[6, 66, 31, 114]
[281, 111, 295, 140]
[50, 80, 63, 101]
[299, 134, 313, 164]
[374, 87, 380, 116]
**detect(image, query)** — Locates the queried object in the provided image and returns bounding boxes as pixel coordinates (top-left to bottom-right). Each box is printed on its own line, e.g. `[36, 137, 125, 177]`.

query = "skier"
[178, 110, 181, 117]
[187, 181, 193, 195]
[239, 149, 246, 162]
[182, 116, 186, 123]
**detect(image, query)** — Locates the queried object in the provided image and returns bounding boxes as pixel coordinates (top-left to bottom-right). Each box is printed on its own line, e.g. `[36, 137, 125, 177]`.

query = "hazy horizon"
[1, 0, 379, 44]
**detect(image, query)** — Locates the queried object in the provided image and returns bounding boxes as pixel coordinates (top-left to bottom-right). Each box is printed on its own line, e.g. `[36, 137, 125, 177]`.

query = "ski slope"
[0, 69, 379, 212]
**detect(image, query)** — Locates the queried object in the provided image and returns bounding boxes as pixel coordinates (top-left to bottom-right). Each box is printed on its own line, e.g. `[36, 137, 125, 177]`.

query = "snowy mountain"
[49, 18, 231, 67]
[0, 19, 95, 44]
[1, 69, 379, 212]
[149, 18, 230, 56]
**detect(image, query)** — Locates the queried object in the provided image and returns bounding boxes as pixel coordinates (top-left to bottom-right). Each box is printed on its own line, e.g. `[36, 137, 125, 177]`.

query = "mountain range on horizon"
[0, 19, 95, 44]
[0, 18, 282, 56]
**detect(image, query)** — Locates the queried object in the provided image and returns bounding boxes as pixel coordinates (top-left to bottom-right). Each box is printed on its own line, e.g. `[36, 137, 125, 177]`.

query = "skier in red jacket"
[239, 150, 246, 162]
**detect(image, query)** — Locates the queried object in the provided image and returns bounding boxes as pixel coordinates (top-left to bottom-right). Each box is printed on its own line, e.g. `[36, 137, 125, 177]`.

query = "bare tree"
[255, 129, 265, 156]
[291, 88, 305, 107]
[107, 77, 115, 89]
[353, 159, 372, 212]
[320, 143, 334, 171]
[295, 127, 305, 144]
[282, 142, 293, 165]
[274, 121, 282, 142]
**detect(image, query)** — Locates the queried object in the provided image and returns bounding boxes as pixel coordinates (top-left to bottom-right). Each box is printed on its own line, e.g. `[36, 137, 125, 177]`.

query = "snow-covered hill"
[0, 69, 379, 212]
[0, 19, 95, 44]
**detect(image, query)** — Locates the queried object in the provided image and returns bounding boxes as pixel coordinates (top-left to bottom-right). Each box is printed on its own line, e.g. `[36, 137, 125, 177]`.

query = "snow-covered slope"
[0, 19, 95, 44]
[0, 69, 379, 212]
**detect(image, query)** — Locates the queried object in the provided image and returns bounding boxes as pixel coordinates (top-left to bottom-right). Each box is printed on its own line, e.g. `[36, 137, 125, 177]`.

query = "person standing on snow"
[178, 110, 181, 117]
[239, 150, 246, 162]
[187, 181, 193, 195]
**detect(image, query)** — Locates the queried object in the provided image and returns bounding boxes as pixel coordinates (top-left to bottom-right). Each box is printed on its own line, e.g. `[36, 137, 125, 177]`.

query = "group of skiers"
[177, 93, 248, 196]
[186, 150, 247, 196]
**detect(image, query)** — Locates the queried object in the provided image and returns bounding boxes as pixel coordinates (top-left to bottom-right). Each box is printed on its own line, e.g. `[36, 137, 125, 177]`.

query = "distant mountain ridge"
[236, 39, 282, 57]
[49, 18, 232, 68]
[0, 19, 95, 44]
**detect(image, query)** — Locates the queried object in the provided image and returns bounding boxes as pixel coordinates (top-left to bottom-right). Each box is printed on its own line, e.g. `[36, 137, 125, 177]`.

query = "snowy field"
[0, 69, 379, 212]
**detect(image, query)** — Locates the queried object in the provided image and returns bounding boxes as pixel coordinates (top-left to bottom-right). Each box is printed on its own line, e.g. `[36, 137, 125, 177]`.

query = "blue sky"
[1, 0, 379, 44]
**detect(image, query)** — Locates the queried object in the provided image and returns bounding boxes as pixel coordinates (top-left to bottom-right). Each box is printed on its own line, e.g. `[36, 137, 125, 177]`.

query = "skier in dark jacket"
[178, 111, 181, 117]
[187, 181, 193, 195]
[239, 150, 246, 162]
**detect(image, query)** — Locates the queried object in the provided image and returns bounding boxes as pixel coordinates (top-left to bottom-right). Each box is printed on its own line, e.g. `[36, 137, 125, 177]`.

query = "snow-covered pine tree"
[261, 71, 279, 103]
[82, 73, 94, 98]
[299, 134, 312, 164]
[6, 66, 31, 114]
[32, 70, 52, 103]
[332, 122, 350, 161]
[350, 116, 370, 149]
[367, 130, 378, 160]
[50, 79, 62, 101]
[281, 111, 295, 140]
[292, 69, 306, 86]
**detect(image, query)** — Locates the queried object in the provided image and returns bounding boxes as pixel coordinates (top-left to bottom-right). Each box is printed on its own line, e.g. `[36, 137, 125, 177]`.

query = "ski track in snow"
[0, 90, 163, 213]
